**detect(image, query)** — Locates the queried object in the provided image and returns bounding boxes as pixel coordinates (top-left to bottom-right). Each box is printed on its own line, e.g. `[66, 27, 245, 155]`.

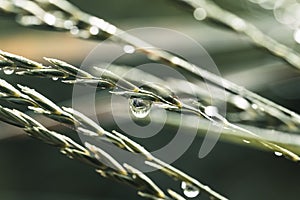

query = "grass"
[0, 0, 300, 199]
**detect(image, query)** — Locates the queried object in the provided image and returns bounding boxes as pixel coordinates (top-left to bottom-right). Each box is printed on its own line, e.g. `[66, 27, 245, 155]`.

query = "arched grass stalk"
[1, 0, 299, 135]
[0, 105, 174, 200]
[171, 0, 300, 70]
[0, 76, 228, 200]
[0, 1, 300, 198]
[0, 50, 299, 162]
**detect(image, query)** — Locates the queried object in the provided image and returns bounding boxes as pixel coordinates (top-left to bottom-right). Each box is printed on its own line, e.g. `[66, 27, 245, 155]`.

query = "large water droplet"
[129, 98, 152, 119]
[181, 181, 200, 198]
[3, 67, 14, 75]
[52, 77, 59, 81]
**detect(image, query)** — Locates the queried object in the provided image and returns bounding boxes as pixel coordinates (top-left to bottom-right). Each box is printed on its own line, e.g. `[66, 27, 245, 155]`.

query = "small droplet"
[242, 139, 251, 144]
[193, 8, 207, 21]
[129, 98, 152, 119]
[70, 26, 79, 35]
[181, 181, 200, 198]
[89, 26, 99, 35]
[52, 77, 59, 81]
[251, 104, 258, 110]
[64, 20, 75, 29]
[274, 151, 283, 157]
[3, 67, 14, 75]
[60, 149, 66, 154]
[123, 45, 135, 54]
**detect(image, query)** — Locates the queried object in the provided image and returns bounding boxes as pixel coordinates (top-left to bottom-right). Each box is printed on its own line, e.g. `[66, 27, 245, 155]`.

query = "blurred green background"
[0, 0, 300, 199]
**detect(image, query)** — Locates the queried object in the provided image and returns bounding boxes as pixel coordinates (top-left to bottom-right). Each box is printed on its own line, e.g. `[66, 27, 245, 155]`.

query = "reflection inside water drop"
[129, 98, 152, 119]
[181, 181, 200, 198]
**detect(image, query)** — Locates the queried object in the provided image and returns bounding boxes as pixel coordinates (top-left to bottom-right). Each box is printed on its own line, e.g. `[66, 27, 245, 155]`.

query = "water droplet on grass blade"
[52, 77, 59, 81]
[3, 67, 14, 75]
[90, 26, 99, 35]
[242, 139, 251, 144]
[129, 98, 152, 119]
[70, 26, 79, 35]
[181, 181, 200, 198]
[193, 8, 207, 21]
[251, 104, 258, 110]
[64, 20, 74, 29]
[123, 45, 135, 54]
[274, 151, 283, 157]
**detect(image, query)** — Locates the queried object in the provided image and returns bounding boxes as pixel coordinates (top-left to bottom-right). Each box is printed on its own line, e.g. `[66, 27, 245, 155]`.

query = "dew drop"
[70, 26, 79, 35]
[193, 7, 207, 21]
[251, 104, 258, 110]
[3, 67, 14, 75]
[123, 45, 135, 54]
[52, 77, 59, 81]
[242, 139, 251, 144]
[89, 26, 99, 35]
[181, 181, 200, 198]
[64, 20, 75, 29]
[274, 151, 283, 157]
[60, 149, 66, 154]
[129, 98, 152, 119]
